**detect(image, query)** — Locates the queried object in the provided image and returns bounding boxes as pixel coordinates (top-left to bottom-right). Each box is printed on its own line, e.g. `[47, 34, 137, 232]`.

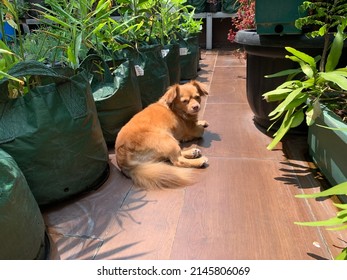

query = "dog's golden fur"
[115, 80, 209, 189]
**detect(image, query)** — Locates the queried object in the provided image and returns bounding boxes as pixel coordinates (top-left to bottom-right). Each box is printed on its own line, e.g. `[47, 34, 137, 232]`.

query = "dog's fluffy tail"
[127, 162, 198, 189]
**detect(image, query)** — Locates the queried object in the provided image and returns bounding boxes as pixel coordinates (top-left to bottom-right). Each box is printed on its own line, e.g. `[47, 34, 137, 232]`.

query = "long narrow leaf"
[267, 109, 295, 150]
[268, 87, 305, 117]
[294, 216, 346, 227]
[0, 70, 24, 84]
[295, 182, 347, 198]
[265, 68, 302, 78]
[325, 24, 344, 72]
[285, 47, 316, 68]
[335, 248, 347, 260]
[263, 88, 292, 102]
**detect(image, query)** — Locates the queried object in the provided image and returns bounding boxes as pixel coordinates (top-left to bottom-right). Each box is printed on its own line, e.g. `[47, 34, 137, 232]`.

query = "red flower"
[228, 0, 255, 42]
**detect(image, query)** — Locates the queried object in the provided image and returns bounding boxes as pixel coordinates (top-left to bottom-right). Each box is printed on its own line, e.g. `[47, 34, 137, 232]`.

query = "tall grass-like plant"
[33, 0, 128, 69]
[115, 0, 202, 46]
[150, 0, 197, 45]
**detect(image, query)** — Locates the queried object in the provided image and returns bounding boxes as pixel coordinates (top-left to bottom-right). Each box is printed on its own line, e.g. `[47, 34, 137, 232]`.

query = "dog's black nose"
[192, 105, 200, 111]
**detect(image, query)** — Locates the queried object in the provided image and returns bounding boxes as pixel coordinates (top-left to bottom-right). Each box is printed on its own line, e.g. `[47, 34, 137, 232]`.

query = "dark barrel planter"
[234, 30, 347, 133]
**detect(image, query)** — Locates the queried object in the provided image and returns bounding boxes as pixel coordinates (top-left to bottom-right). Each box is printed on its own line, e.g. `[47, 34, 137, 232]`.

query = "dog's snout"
[192, 105, 200, 111]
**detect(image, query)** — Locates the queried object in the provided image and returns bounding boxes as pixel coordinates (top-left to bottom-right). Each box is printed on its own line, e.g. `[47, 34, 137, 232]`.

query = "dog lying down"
[115, 80, 209, 189]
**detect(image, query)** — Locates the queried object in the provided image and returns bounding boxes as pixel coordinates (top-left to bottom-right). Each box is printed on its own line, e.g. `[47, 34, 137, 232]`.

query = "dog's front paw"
[197, 120, 209, 128]
[192, 148, 202, 158]
[199, 156, 208, 167]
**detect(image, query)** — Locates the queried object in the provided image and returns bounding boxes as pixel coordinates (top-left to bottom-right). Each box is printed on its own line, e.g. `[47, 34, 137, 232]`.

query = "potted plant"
[233, 0, 344, 133]
[262, 0, 347, 188]
[112, 0, 172, 108]
[0, 0, 109, 206]
[150, 0, 184, 85]
[153, 0, 203, 82]
[177, 4, 203, 81]
[32, 0, 143, 145]
[259, 0, 347, 261]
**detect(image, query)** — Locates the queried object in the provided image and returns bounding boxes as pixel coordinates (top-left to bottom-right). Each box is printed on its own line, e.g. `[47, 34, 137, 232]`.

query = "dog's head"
[159, 80, 208, 116]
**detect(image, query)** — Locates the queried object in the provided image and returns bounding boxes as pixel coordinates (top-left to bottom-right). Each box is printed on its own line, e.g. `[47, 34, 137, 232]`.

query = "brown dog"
[115, 80, 209, 189]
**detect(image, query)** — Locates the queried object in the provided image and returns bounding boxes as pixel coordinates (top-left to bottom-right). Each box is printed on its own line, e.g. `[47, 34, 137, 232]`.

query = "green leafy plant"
[262, 0, 347, 150]
[262, 1, 347, 260]
[0, 0, 31, 96]
[263, 25, 347, 150]
[295, 181, 347, 260]
[178, 4, 203, 38]
[115, 0, 202, 46]
[32, 0, 129, 69]
[150, 0, 199, 45]
[295, 0, 347, 72]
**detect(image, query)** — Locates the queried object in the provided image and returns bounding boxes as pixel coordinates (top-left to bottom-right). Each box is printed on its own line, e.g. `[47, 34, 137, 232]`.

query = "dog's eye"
[194, 95, 201, 101]
[181, 99, 189, 104]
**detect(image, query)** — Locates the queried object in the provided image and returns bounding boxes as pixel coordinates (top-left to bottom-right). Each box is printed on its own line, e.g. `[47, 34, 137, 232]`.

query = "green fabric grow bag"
[163, 43, 181, 85]
[179, 36, 200, 81]
[186, 0, 206, 13]
[115, 45, 170, 108]
[0, 149, 47, 260]
[81, 55, 142, 144]
[0, 61, 109, 206]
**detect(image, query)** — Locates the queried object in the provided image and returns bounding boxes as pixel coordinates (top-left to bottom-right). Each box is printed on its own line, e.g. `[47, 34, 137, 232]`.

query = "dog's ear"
[159, 84, 180, 105]
[190, 80, 208, 96]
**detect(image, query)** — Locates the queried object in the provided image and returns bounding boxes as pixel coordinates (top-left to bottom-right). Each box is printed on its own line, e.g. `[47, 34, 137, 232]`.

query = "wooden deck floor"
[43, 49, 347, 260]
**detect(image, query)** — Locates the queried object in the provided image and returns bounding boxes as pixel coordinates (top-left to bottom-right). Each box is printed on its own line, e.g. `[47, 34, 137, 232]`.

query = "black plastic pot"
[235, 30, 347, 133]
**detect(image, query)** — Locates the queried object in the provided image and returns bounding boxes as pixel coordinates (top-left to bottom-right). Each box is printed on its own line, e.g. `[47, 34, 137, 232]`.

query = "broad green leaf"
[335, 248, 347, 260]
[301, 64, 314, 78]
[262, 88, 292, 102]
[333, 203, 347, 210]
[305, 100, 322, 126]
[277, 80, 301, 89]
[290, 110, 305, 128]
[284, 95, 308, 111]
[285, 47, 316, 68]
[337, 209, 347, 218]
[268, 87, 305, 117]
[320, 71, 347, 90]
[295, 182, 347, 198]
